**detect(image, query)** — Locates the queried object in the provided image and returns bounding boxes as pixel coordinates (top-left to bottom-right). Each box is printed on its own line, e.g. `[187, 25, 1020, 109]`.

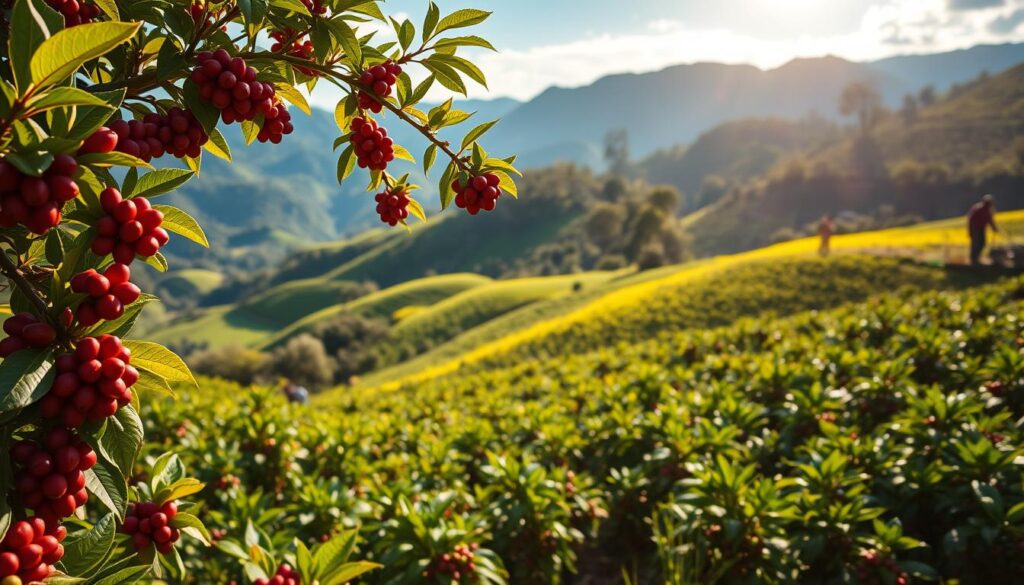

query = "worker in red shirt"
[967, 194, 998, 266]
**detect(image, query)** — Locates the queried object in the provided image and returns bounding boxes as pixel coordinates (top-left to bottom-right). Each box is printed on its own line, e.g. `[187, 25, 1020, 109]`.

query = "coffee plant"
[0, 0, 515, 582]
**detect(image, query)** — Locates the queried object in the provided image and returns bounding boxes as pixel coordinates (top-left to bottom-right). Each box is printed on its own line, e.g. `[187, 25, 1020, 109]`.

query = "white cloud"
[308, 0, 1024, 108]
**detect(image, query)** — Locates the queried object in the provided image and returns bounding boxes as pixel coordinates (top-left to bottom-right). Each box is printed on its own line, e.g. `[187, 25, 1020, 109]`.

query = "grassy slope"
[157, 269, 225, 297]
[257, 273, 492, 349]
[358, 211, 1024, 391]
[385, 271, 620, 354]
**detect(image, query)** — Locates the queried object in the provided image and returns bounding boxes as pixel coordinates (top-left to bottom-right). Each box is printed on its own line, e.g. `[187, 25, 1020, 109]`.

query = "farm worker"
[818, 214, 835, 256]
[282, 381, 310, 404]
[967, 194, 998, 266]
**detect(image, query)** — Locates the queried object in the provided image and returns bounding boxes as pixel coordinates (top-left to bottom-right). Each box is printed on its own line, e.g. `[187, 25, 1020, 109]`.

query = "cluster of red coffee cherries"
[0, 155, 79, 234]
[80, 109, 210, 162]
[0, 313, 56, 357]
[0, 517, 66, 583]
[373, 188, 411, 226]
[254, 564, 301, 585]
[91, 187, 168, 265]
[190, 49, 293, 142]
[120, 501, 181, 555]
[10, 428, 95, 526]
[44, 0, 100, 26]
[453, 173, 502, 215]
[256, 107, 294, 144]
[424, 544, 478, 581]
[40, 335, 138, 428]
[70, 263, 141, 327]
[357, 61, 402, 113]
[349, 117, 394, 171]
[855, 550, 908, 585]
[270, 29, 317, 77]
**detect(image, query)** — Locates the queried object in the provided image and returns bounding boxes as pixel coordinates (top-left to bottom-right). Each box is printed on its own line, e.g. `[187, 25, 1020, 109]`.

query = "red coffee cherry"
[78, 127, 119, 155]
[41, 335, 137, 428]
[90, 188, 168, 264]
[44, 0, 99, 26]
[254, 564, 300, 585]
[0, 155, 79, 234]
[70, 263, 140, 327]
[191, 50, 277, 126]
[349, 117, 394, 172]
[424, 544, 478, 580]
[373, 188, 410, 226]
[357, 61, 402, 113]
[9, 429, 94, 524]
[0, 517, 64, 583]
[0, 313, 56, 357]
[453, 172, 502, 215]
[270, 29, 317, 77]
[256, 101, 293, 144]
[120, 500, 181, 555]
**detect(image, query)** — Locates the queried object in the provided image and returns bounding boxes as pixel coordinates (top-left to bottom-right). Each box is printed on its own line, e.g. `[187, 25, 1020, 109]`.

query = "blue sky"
[311, 0, 1024, 107]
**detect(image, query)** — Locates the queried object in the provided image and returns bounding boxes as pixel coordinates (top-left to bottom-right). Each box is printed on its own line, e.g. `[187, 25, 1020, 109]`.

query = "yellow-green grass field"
[355, 210, 1024, 392]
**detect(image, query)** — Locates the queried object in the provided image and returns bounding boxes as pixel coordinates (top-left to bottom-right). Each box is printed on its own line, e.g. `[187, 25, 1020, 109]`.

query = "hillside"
[356, 210, 1024, 390]
[151, 261, 1024, 583]
[684, 63, 1024, 256]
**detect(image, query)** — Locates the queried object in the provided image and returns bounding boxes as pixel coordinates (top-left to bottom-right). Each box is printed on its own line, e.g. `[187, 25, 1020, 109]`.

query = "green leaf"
[392, 144, 414, 163]
[0, 348, 54, 416]
[327, 19, 361, 66]
[91, 564, 150, 585]
[336, 144, 356, 183]
[156, 38, 187, 82]
[127, 169, 194, 199]
[30, 21, 141, 90]
[168, 511, 210, 545]
[295, 538, 314, 581]
[433, 35, 496, 51]
[97, 404, 144, 476]
[182, 79, 220, 134]
[422, 1, 440, 42]
[423, 144, 437, 176]
[143, 251, 169, 273]
[270, 0, 310, 15]
[9, 0, 62, 94]
[6, 150, 53, 175]
[460, 119, 498, 152]
[421, 60, 466, 95]
[92, 0, 118, 19]
[439, 162, 456, 210]
[312, 529, 357, 578]
[122, 341, 198, 387]
[430, 54, 487, 89]
[274, 83, 311, 115]
[407, 198, 426, 223]
[482, 157, 522, 177]
[61, 514, 117, 576]
[241, 119, 262, 146]
[322, 561, 381, 585]
[494, 170, 518, 198]
[67, 88, 124, 141]
[87, 293, 157, 338]
[149, 452, 186, 493]
[204, 127, 232, 161]
[76, 151, 153, 169]
[237, 0, 269, 27]
[26, 86, 111, 113]
[397, 19, 415, 52]
[85, 457, 128, 520]
[156, 478, 205, 503]
[152, 204, 209, 247]
[435, 9, 490, 34]
[133, 368, 177, 399]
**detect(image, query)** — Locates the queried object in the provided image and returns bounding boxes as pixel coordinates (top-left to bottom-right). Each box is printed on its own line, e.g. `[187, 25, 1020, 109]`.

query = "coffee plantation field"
[139, 263, 1024, 584]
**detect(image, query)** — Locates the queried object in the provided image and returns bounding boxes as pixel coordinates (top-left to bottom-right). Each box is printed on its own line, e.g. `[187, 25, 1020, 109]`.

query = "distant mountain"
[491, 44, 1024, 165]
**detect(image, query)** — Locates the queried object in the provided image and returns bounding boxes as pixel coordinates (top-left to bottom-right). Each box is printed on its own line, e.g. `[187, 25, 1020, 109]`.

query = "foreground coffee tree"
[0, 0, 514, 581]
